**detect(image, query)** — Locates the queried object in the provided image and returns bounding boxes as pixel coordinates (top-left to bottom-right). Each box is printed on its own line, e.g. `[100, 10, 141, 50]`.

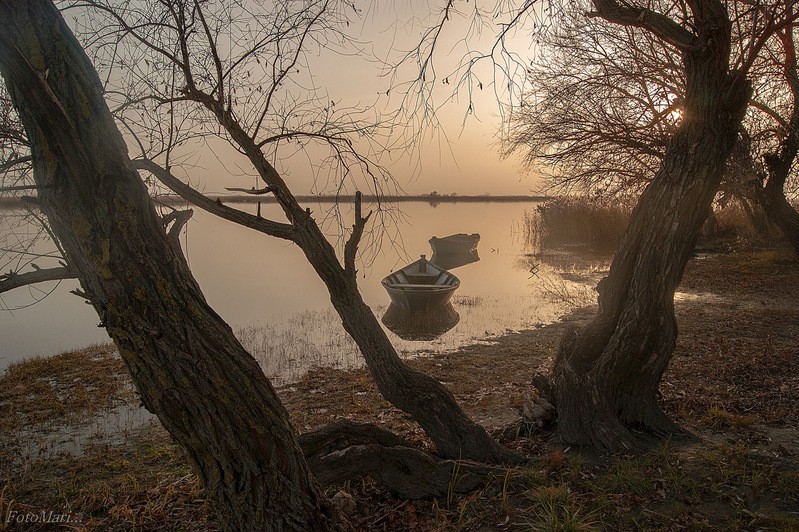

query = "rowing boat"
[381, 255, 460, 312]
[428, 233, 480, 255]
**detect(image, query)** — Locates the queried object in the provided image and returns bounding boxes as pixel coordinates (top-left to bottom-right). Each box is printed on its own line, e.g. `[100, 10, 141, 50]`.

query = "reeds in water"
[524, 197, 632, 253]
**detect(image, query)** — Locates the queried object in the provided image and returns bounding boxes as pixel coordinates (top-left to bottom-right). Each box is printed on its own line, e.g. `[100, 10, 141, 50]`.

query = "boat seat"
[387, 283, 450, 289]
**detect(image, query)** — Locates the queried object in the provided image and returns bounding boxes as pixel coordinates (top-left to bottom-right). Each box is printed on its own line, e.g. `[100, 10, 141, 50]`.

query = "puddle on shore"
[3, 398, 157, 473]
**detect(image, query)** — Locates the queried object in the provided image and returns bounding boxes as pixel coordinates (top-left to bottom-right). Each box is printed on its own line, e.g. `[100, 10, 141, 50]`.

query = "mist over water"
[0, 201, 606, 383]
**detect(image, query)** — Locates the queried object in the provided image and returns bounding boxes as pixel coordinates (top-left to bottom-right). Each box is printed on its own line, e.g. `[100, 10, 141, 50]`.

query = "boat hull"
[429, 233, 480, 255]
[383, 284, 458, 313]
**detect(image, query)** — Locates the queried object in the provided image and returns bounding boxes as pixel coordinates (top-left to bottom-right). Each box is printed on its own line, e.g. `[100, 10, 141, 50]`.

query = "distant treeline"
[1, 194, 549, 208]
[171, 194, 549, 205]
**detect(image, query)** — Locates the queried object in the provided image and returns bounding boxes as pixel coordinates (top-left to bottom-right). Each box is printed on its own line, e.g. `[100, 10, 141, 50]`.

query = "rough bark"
[0, 2, 332, 529]
[756, 176, 799, 254]
[544, 0, 752, 452]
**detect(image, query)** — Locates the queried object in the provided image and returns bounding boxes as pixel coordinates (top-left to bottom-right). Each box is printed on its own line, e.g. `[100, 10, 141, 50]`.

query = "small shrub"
[711, 201, 765, 242]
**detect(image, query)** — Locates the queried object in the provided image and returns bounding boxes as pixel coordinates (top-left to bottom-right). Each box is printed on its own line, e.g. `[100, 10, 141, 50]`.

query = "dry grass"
[1, 425, 216, 531]
[0, 345, 132, 432]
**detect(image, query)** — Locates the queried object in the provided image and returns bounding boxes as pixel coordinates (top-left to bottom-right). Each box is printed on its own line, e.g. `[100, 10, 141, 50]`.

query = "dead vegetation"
[0, 345, 133, 432]
[1, 246, 798, 530]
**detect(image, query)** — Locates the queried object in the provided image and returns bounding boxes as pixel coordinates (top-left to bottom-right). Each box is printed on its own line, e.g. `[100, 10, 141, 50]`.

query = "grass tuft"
[704, 406, 757, 429]
[525, 485, 598, 531]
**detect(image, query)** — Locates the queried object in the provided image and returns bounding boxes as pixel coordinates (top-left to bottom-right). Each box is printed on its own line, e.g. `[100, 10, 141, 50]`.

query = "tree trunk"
[0, 2, 331, 529]
[740, 194, 771, 239]
[754, 94, 799, 254]
[755, 178, 799, 254]
[185, 90, 520, 464]
[544, 6, 752, 452]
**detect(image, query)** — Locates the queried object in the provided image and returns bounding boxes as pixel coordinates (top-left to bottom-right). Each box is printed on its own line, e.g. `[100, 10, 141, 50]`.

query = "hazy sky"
[175, 1, 543, 197]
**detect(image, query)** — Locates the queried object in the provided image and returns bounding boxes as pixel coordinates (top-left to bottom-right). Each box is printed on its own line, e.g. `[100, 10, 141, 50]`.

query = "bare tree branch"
[343, 190, 371, 280]
[161, 207, 193, 251]
[0, 154, 31, 174]
[0, 265, 76, 294]
[224, 186, 276, 195]
[132, 158, 297, 241]
[588, 0, 696, 50]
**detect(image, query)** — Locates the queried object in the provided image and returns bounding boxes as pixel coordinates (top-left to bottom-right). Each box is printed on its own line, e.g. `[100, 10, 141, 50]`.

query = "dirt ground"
[1, 245, 798, 530]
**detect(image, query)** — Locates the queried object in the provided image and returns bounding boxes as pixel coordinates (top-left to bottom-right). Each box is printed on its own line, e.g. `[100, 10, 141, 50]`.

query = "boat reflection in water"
[430, 249, 480, 270]
[382, 249, 480, 340]
[381, 302, 460, 341]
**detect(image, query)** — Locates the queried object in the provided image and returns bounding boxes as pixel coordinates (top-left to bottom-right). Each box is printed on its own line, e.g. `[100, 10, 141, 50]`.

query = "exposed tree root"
[299, 421, 508, 499]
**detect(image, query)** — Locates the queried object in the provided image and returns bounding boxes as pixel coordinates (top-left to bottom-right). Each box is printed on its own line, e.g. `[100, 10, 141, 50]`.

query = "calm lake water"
[0, 201, 607, 383]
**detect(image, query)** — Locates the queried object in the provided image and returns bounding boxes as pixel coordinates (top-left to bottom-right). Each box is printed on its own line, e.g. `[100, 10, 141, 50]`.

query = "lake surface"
[0, 201, 606, 383]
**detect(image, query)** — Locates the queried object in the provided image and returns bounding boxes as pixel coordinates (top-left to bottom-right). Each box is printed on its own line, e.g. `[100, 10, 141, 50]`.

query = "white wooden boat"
[429, 233, 480, 255]
[381, 255, 460, 312]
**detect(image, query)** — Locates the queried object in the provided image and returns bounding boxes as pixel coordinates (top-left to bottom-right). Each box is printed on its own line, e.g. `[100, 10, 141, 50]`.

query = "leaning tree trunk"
[177, 92, 520, 464]
[755, 173, 799, 254]
[294, 223, 520, 463]
[544, 4, 752, 452]
[0, 2, 331, 529]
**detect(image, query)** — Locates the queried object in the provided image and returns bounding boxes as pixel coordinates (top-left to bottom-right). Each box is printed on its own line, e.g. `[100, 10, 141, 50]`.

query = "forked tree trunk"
[546, 5, 752, 452]
[0, 2, 331, 529]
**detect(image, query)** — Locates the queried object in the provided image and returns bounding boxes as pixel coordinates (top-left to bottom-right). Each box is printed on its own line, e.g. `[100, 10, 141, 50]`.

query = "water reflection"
[381, 302, 460, 341]
[2, 202, 610, 382]
[430, 250, 480, 270]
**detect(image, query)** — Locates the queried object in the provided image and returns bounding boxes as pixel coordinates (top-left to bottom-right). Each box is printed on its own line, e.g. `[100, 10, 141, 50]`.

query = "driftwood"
[299, 420, 506, 499]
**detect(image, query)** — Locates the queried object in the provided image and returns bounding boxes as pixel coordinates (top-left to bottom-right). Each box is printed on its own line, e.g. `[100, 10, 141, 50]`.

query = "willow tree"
[406, 0, 796, 451]
[750, 13, 799, 253]
[505, 0, 799, 246]
[0, 0, 331, 528]
[539, 0, 794, 450]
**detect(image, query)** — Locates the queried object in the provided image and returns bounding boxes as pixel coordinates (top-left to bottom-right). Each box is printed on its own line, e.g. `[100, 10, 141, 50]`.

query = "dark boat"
[429, 233, 480, 255]
[381, 255, 460, 312]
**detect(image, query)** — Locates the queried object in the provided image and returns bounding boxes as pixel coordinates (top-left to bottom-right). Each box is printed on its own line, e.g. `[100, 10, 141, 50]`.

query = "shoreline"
[2, 245, 798, 530]
[0, 194, 550, 209]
